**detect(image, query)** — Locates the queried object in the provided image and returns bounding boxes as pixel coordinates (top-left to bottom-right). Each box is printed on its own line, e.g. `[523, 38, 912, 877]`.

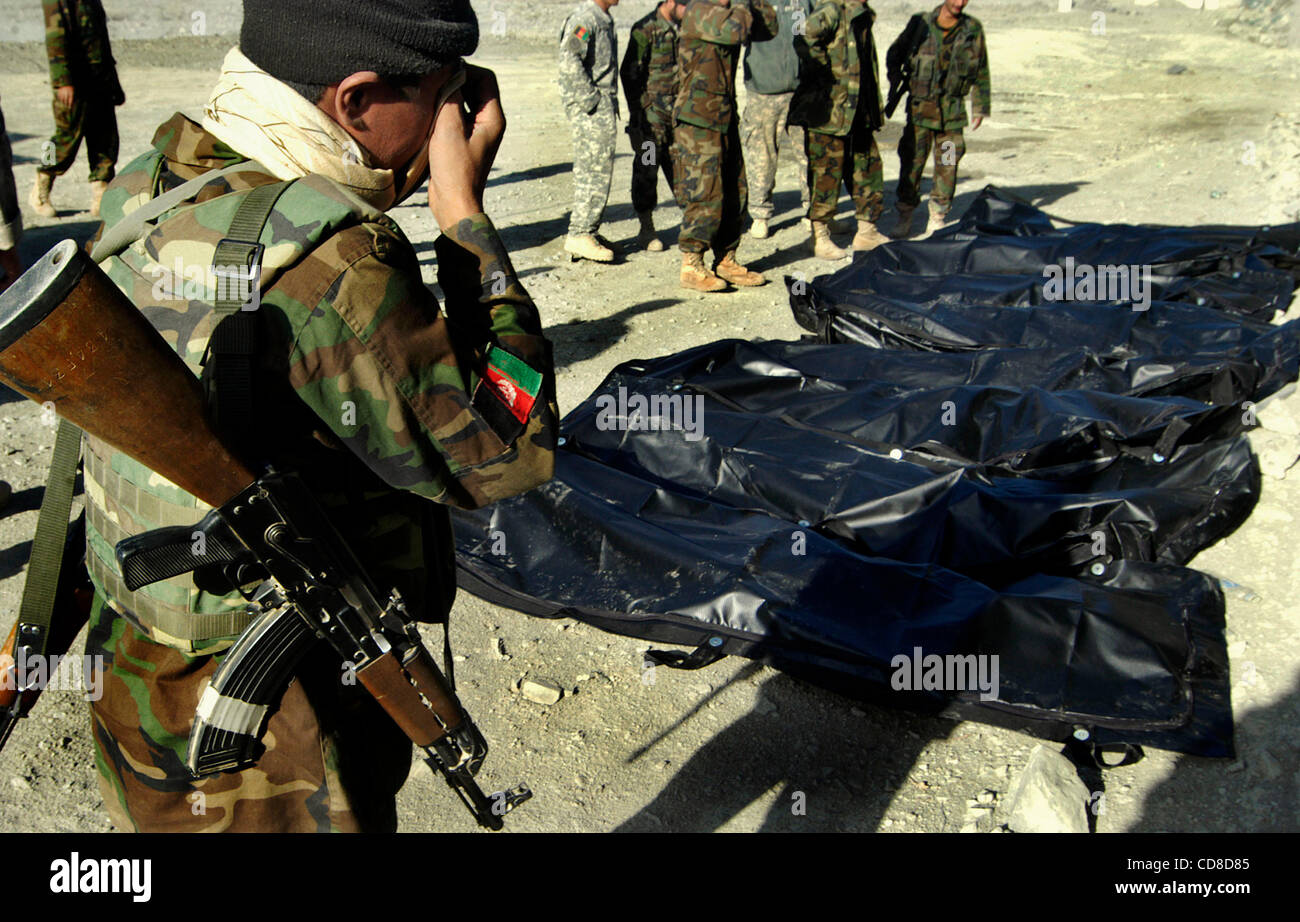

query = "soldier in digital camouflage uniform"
[888, 0, 989, 238]
[740, 0, 811, 240]
[789, 0, 887, 259]
[559, 0, 621, 263]
[30, 0, 124, 220]
[673, 0, 780, 292]
[85, 0, 557, 832]
[620, 0, 686, 252]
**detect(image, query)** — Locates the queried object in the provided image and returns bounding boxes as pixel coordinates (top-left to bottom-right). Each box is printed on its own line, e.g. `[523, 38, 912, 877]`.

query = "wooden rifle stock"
[0, 240, 257, 506]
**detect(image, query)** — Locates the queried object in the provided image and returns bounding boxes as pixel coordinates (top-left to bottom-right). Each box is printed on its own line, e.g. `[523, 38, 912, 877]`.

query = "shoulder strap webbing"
[205, 179, 294, 443]
[13, 420, 83, 667]
[90, 160, 269, 264]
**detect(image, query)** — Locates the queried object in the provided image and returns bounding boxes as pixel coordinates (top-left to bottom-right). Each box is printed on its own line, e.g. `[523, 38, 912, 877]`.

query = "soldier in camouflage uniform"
[620, 0, 686, 252]
[85, 0, 557, 832]
[673, 0, 780, 292]
[888, 0, 990, 238]
[740, 0, 811, 240]
[30, 0, 124, 220]
[559, 0, 621, 263]
[789, 0, 887, 259]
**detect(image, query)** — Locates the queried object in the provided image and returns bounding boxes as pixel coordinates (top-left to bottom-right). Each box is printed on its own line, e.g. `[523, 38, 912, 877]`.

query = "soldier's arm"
[971, 29, 991, 119]
[558, 13, 601, 112]
[42, 0, 71, 89]
[682, 0, 754, 46]
[801, 0, 841, 47]
[747, 0, 780, 43]
[285, 218, 555, 510]
[620, 24, 650, 114]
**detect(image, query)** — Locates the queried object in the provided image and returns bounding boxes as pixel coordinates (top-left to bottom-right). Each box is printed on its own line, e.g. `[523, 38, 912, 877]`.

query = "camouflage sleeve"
[558, 11, 600, 113]
[620, 22, 650, 116]
[747, 0, 780, 43]
[971, 28, 991, 118]
[43, 0, 71, 88]
[682, 1, 754, 46]
[287, 215, 556, 510]
[802, 0, 841, 47]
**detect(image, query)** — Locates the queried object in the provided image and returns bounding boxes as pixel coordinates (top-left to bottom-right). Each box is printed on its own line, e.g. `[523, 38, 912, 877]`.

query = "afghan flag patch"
[575, 25, 590, 41]
[483, 346, 542, 425]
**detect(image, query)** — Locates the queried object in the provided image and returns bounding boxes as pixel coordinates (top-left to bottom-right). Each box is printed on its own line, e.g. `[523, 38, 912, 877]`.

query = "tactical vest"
[86, 151, 391, 654]
[908, 15, 982, 102]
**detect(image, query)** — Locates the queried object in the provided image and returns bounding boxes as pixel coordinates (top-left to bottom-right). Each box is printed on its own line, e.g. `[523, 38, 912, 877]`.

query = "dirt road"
[0, 1, 1297, 832]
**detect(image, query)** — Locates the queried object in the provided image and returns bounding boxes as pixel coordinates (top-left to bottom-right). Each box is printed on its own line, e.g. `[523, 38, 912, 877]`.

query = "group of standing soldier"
[558, 0, 990, 292]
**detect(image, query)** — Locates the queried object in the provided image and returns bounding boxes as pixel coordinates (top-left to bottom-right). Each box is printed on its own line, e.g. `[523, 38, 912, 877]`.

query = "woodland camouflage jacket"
[899, 5, 990, 130]
[673, 0, 779, 133]
[42, 0, 117, 89]
[87, 114, 557, 652]
[789, 0, 882, 136]
[621, 7, 681, 129]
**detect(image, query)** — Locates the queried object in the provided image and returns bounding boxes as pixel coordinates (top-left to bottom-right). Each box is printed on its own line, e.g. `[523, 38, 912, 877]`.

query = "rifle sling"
[14, 419, 84, 667]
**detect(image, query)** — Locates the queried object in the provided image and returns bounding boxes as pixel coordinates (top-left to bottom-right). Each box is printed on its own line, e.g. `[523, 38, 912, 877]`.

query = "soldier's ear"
[333, 72, 388, 131]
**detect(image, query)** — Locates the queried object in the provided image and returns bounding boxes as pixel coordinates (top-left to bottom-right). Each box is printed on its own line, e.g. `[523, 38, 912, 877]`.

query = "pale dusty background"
[0, 0, 1298, 832]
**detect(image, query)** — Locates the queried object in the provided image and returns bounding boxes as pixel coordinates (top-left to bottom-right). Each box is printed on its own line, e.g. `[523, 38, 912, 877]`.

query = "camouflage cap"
[240, 0, 480, 85]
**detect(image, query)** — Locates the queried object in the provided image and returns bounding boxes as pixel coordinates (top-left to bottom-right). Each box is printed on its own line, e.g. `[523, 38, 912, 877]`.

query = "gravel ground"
[0, 1, 1298, 834]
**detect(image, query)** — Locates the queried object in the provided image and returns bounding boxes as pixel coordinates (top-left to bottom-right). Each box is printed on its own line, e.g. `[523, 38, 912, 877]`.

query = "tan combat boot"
[636, 213, 664, 252]
[888, 204, 916, 239]
[925, 207, 949, 237]
[565, 234, 614, 263]
[680, 251, 727, 292]
[29, 172, 56, 218]
[89, 180, 110, 217]
[749, 217, 769, 239]
[852, 218, 888, 252]
[810, 220, 847, 260]
[715, 251, 766, 287]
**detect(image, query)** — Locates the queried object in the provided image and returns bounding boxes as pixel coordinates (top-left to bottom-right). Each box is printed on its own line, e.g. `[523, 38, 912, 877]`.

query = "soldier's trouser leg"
[39, 92, 119, 183]
[844, 122, 885, 222]
[741, 91, 784, 222]
[716, 120, 748, 256]
[673, 123, 725, 255]
[628, 119, 674, 215]
[928, 129, 965, 214]
[88, 598, 413, 832]
[567, 95, 617, 236]
[805, 130, 847, 224]
[895, 118, 934, 209]
[83, 98, 119, 183]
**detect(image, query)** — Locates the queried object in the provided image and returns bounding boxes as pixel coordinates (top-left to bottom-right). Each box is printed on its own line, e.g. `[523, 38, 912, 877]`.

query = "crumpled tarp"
[453, 188, 1300, 757]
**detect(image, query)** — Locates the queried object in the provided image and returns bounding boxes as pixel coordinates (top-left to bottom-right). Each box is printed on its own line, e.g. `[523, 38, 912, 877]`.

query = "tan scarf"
[202, 48, 399, 210]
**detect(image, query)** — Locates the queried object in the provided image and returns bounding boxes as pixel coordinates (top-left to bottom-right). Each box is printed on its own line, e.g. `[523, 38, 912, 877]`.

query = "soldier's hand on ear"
[427, 65, 505, 229]
[56, 85, 75, 108]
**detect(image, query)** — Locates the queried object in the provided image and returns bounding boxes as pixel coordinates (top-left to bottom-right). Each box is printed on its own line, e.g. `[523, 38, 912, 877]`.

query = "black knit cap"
[241, 0, 479, 85]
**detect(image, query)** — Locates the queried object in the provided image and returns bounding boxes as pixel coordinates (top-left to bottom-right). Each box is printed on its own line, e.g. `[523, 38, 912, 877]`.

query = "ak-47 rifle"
[0, 240, 530, 830]
[884, 13, 927, 120]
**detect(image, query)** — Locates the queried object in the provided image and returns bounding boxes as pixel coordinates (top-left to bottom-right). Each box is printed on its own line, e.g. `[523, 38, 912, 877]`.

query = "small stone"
[1005, 744, 1090, 834]
[1226, 759, 1247, 774]
[1255, 749, 1283, 781]
[520, 678, 564, 706]
[850, 707, 867, 717]
[495, 638, 509, 659]
[9, 777, 30, 791]
[453, 654, 468, 663]
[977, 790, 996, 804]
[1166, 63, 1187, 75]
